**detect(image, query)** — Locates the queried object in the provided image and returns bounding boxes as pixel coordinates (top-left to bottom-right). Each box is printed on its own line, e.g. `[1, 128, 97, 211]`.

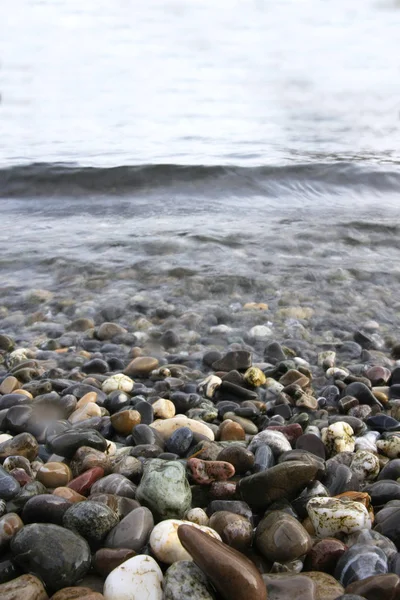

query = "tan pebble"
[110, 410, 141, 435]
[12, 388, 33, 398]
[150, 415, 214, 441]
[152, 398, 176, 419]
[37, 462, 72, 488]
[244, 367, 266, 387]
[218, 420, 246, 441]
[0, 376, 19, 394]
[69, 403, 102, 424]
[50, 587, 104, 599]
[302, 516, 316, 536]
[124, 356, 159, 377]
[53, 487, 86, 502]
[76, 392, 98, 408]
[243, 302, 268, 310]
[222, 413, 258, 435]
[0, 574, 48, 600]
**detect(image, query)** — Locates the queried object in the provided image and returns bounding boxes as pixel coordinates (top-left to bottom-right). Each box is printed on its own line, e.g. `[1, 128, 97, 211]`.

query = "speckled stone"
[90, 473, 136, 498]
[322, 422, 355, 457]
[163, 561, 216, 600]
[350, 450, 380, 482]
[255, 510, 312, 562]
[136, 459, 192, 521]
[187, 458, 235, 485]
[0, 433, 39, 461]
[307, 497, 372, 538]
[63, 501, 119, 545]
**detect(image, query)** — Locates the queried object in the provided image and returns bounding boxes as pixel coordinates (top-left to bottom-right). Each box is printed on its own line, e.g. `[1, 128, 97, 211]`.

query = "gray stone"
[164, 560, 216, 600]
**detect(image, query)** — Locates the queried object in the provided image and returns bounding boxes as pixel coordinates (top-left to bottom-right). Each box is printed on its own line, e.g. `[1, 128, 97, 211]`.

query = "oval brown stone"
[94, 547, 136, 577]
[110, 410, 141, 435]
[305, 538, 347, 573]
[218, 420, 246, 441]
[178, 524, 267, 600]
[209, 511, 253, 550]
[37, 463, 72, 488]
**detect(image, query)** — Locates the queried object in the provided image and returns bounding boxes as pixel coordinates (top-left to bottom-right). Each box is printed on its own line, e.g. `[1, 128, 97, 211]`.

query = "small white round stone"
[102, 373, 134, 394]
[150, 415, 214, 441]
[249, 325, 273, 340]
[184, 507, 209, 526]
[307, 497, 372, 538]
[197, 375, 222, 399]
[103, 554, 163, 600]
[152, 398, 176, 419]
[149, 519, 221, 564]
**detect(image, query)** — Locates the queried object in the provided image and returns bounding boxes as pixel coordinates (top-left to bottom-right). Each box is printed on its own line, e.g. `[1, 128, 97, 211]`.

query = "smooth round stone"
[90, 474, 136, 498]
[263, 572, 344, 600]
[110, 410, 141, 436]
[256, 510, 311, 562]
[248, 429, 292, 457]
[152, 399, 176, 419]
[4, 406, 34, 435]
[150, 519, 221, 564]
[53, 487, 87, 503]
[69, 402, 102, 425]
[150, 415, 214, 441]
[209, 511, 253, 550]
[334, 543, 388, 586]
[0, 574, 48, 600]
[0, 467, 20, 500]
[307, 497, 372, 538]
[216, 445, 254, 474]
[367, 415, 400, 433]
[124, 357, 159, 377]
[266, 423, 303, 444]
[375, 504, 400, 546]
[206, 500, 253, 522]
[239, 460, 319, 510]
[323, 462, 360, 496]
[364, 480, 400, 506]
[136, 459, 191, 521]
[104, 506, 154, 551]
[103, 555, 163, 600]
[82, 358, 109, 374]
[0, 433, 38, 462]
[218, 420, 246, 441]
[184, 508, 209, 526]
[102, 374, 134, 394]
[11, 523, 91, 593]
[0, 513, 23, 551]
[21, 494, 72, 525]
[70, 447, 111, 478]
[131, 424, 164, 448]
[94, 548, 136, 578]
[345, 573, 400, 600]
[305, 538, 347, 574]
[36, 462, 72, 488]
[111, 455, 142, 481]
[178, 524, 267, 600]
[254, 444, 275, 472]
[3, 455, 33, 476]
[165, 427, 194, 456]
[378, 459, 400, 481]
[296, 434, 326, 459]
[346, 529, 397, 559]
[132, 400, 154, 426]
[68, 467, 105, 496]
[322, 422, 355, 457]
[0, 394, 32, 411]
[163, 560, 216, 600]
[63, 501, 119, 545]
[47, 430, 107, 458]
[187, 458, 235, 485]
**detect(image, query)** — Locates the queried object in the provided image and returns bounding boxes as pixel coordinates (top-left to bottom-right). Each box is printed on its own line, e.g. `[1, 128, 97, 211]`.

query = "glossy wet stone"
[90, 473, 137, 498]
[208, 511, 253, 550]
[53, 486, 86, 503]
[0, 467, 20, 500]
[0, 433, 38, 461]
[50, 586, 104, 599]
[150, 519, 221, 564]
[255, 510, 312, 562]
[63, 500, 119, 545]
[47, 430, 108, 458]
[307, 497, 372, 538]
[68, 466, 105, 496]
[178, 524, 267, 600]
[110, 409, 141, 435]
[163, 560, 216, 600]
[305, 538, 347, 573]
[334, 543, 388, 586]
[11, 523, 91, 593]
[21, 494, 72, 525]
[94, 547, 136, 578]
[104, 506, 154, 551]
[218, 419, 246, 441]
[165, 427, 194, 456]
[136, 459, 191, 521]
[239, 460, 319, 509]
[216, 445, 254, 474]
[36, 462, 72, 488]
[0, 574, 48, 600]
[374, 503, 400, 547]
[88, 492, 139, 519]
[0, 513, 23, 551]
[103, 554, 163, 600]
[187, 457, 235, 484]
[248, 429, 292, 457]
[365, 480, 400, 506]
[345, 573, 400, 600]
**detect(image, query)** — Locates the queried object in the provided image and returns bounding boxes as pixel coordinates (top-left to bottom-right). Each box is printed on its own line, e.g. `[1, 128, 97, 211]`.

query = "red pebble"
[266, 423, 303, 444]
[9, 468, 32, 487]
[67, 466, 104, 496]
[187, 458, 235, 485]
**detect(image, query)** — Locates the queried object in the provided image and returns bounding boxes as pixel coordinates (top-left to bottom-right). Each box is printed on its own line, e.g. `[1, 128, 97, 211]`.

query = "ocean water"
[1, 0, 400, 329]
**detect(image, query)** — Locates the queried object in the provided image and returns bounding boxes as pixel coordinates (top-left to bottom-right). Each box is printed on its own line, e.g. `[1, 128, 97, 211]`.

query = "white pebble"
[307, 497, 371, 538]
[102, 373, 134, 394]
[149, 519, 221, 564]
[103, 554, 163, 600]
[321, 422, 355, 456]
[184, 508, 209, 526]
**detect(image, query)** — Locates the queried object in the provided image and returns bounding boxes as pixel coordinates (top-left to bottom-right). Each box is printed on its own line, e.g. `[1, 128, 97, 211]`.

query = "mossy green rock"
[136, 459, 192, 521]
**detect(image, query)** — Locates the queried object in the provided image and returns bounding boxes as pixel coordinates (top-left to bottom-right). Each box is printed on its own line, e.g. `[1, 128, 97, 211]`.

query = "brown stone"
[0, 513, 24, 551]
[305, 538, 347, 573]
[76, 392, 98, 409]
[218, 420, 246, 441]
[255, 510, 312, 563]
[209, 511, 253, 550]
[50, 588, 104, 600]
[96, 322, 127, 340]
[53, 487, 86, 503]
[0, 432, 38, 461]
[67, 466, 105, 496]
[110, 410, 141, 435]
[0, 574, 48, 600]
[124, 356, 159, 377]
[94, 547, 136, 577]
[188, 458, 235, 485]
[69, 447, 111, 478]
[0, 376, 19, 395]
[36, 462, 72, 488]
[178, 524, 267, 600]
[216, 445, 254, 474]
[345, 573, 400, 600]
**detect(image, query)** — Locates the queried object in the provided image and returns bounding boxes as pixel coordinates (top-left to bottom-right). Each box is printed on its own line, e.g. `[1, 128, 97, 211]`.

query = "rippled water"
[1, 0, 400, 330]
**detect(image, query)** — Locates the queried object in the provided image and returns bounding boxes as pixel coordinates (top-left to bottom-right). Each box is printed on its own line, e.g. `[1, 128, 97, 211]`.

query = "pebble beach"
[2, 293, 400, 599]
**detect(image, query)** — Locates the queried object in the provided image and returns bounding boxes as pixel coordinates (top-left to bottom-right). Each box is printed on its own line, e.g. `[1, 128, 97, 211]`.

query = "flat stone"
[68, 467, 105, 496]
[305, 538, 347, 573]
[187, 458, 235, 485]
[96, 322, 127, 341]
[104, 506, 154, 551]
[124, 357, 159, 377]
[150, 415, 214, 441]
[177, 524, 267, 600]
[51, 587, 104, 600]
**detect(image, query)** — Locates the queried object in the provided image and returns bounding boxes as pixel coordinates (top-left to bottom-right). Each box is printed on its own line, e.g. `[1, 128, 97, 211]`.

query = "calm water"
[1, 0, 400, 329]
